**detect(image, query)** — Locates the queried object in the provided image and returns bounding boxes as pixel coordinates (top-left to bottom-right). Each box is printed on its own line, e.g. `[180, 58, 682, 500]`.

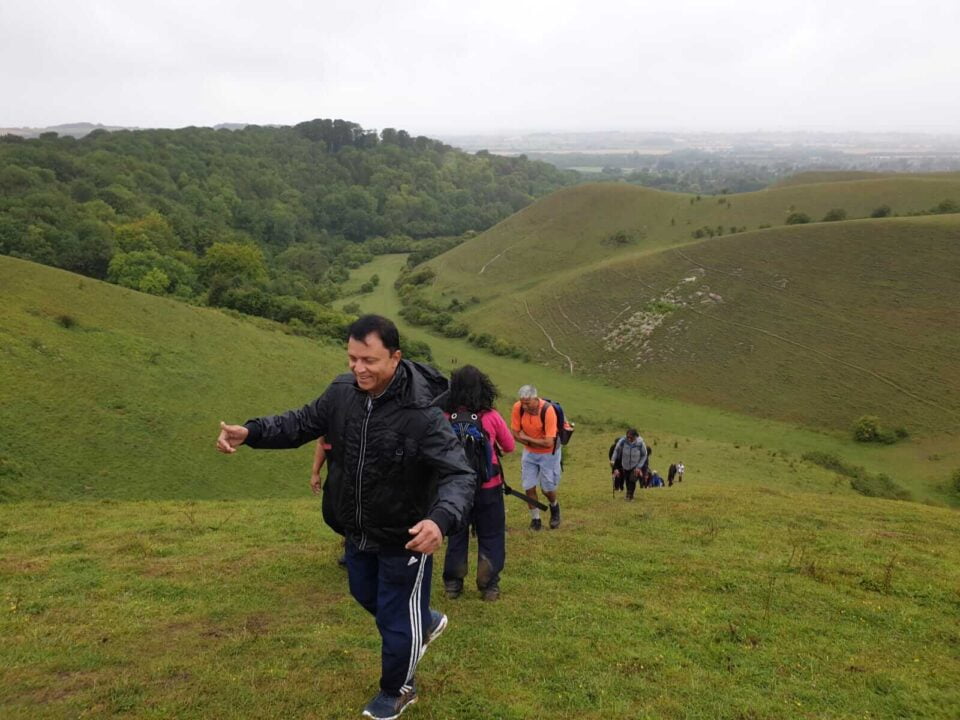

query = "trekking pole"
[496, 447, 548, 511]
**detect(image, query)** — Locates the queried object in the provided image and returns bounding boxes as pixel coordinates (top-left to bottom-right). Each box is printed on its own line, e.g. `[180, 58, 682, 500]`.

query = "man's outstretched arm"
[215, 388, 333, 454]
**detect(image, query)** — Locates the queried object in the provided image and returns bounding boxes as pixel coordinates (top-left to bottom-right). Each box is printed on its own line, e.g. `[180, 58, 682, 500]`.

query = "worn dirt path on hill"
[524, 299, 575, 374]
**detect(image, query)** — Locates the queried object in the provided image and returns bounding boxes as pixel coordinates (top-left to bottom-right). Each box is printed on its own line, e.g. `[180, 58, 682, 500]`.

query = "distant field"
[774, 171, 960, 187]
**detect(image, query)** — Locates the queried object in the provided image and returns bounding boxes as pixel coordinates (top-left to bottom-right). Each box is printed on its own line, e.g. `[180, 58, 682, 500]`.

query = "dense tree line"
[0, 119, 574, 338]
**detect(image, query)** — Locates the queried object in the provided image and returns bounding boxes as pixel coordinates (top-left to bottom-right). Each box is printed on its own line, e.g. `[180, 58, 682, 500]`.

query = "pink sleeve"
[483, 411, 516, 454]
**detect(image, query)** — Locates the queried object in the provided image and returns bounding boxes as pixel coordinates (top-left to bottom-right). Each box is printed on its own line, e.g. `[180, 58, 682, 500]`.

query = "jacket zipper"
[355, 396, 373, 549]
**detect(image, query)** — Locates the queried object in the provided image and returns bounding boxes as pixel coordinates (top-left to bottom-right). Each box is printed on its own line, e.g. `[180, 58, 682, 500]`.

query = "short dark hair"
[348, 315, 400, 353]
[627, 428, 638, 438]
[444, 365, 499, 412]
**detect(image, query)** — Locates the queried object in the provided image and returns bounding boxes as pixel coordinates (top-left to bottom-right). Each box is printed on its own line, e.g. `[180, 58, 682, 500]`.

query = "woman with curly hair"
[442, 365, 515, 601]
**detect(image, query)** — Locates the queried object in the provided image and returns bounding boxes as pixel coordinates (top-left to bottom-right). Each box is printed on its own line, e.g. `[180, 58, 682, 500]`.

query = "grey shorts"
[520, 449, 562, 492]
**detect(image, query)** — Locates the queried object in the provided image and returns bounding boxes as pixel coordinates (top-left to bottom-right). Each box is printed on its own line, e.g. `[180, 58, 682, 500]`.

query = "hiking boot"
[362, 686, 417, 720]
[549, 503, 561, 529]
[443, 579, 462, 600]
[422, 610, 448, 653]
[530, 518, 542, 531]
[482, 584, 500, 602]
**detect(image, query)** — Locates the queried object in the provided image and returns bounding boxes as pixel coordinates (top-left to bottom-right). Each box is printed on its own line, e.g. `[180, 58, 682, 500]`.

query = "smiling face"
[347, 332, 401, 396]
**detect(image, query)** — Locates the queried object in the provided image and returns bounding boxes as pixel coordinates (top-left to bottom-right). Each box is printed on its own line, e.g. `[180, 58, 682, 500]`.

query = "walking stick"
[495, 448, 548, 511]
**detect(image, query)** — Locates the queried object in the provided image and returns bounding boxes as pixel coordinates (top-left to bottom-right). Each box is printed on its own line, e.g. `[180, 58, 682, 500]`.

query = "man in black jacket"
[216, 315, 475, 720]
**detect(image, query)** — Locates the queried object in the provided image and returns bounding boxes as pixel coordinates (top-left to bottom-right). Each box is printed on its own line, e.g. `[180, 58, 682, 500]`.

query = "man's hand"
[405, 519, 442, 555]
[216, 421, 248, 454]
[613, 469, 620, 478]
[310, 473, 322, 495]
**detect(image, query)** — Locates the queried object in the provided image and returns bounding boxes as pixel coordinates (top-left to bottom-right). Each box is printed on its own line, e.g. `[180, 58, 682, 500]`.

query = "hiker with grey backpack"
[610, 429, 648, 501]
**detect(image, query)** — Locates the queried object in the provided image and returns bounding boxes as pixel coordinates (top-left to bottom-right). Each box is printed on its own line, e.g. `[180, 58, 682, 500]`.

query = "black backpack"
[449, 410, 493, 489]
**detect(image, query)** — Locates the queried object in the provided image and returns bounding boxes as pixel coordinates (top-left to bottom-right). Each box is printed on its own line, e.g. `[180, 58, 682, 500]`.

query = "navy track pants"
[345, 541, 433, 695]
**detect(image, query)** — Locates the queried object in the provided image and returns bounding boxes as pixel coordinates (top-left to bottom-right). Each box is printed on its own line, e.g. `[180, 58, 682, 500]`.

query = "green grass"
[414, 177, 960, 444]
[2, 440, 959, 719]
[344, 254, 959, 506]
[2, 252, 960, 718]
[0, 256, 349, 502]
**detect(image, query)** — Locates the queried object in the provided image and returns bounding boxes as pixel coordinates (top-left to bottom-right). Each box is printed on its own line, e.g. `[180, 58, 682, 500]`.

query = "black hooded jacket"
[243, 360, 476, 552]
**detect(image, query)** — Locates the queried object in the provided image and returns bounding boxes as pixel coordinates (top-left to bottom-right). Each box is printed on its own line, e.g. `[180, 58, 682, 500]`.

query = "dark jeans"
[623, 467, 641, 497]
[345, 541, 433, 695]
[443, 485, 505, 590]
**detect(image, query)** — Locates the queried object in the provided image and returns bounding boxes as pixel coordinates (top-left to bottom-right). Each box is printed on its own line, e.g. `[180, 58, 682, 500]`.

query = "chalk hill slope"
[425, 177, 960, 434]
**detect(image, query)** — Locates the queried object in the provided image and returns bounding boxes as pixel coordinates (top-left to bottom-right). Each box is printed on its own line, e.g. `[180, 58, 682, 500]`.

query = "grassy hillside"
[3, 447, 959, 719]
[353, 255, 959, 506]
[0, 255, 348, 501]
[3, 251, 959, 718]
[420, 177, 960, 438]
[4, 251, 957, 505]
[426, 176, 960, 298]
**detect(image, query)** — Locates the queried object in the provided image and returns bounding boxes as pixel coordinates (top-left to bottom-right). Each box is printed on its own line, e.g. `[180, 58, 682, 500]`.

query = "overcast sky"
[2, 0, 959, 135]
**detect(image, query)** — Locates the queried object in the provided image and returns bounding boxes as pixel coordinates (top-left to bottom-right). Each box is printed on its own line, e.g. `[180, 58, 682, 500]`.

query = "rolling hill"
[0, 255, 347, 502]
[422, 176, 960, 436]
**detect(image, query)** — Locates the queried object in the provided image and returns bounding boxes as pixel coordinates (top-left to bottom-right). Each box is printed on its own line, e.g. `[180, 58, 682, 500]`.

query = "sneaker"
[362, 687, 417, 720]
[482, 584, 500, 602]
[443, 579, 462, 600]
[530, 518, 542, 531]
[549, 503, 561, 529]
[423, 610, 448, 652]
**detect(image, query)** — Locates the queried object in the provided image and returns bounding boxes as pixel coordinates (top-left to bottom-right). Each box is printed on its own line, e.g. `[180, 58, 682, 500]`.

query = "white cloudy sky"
[1, 0, 958, 135]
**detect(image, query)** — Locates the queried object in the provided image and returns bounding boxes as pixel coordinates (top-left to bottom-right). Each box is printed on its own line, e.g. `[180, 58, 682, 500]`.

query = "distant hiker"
[641, 444, 653, 488]
[667, 463, 677, 487]
[311, 437, 347, 567]
[608, 439, 624, 494]
[610, 429, 648, 501]
[441, 365, 515, 602]
[650, 471, 665, 488]
[511, 385, 562, 529]
[216, 315, 475, 720]
[677, 461, 685, 482]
